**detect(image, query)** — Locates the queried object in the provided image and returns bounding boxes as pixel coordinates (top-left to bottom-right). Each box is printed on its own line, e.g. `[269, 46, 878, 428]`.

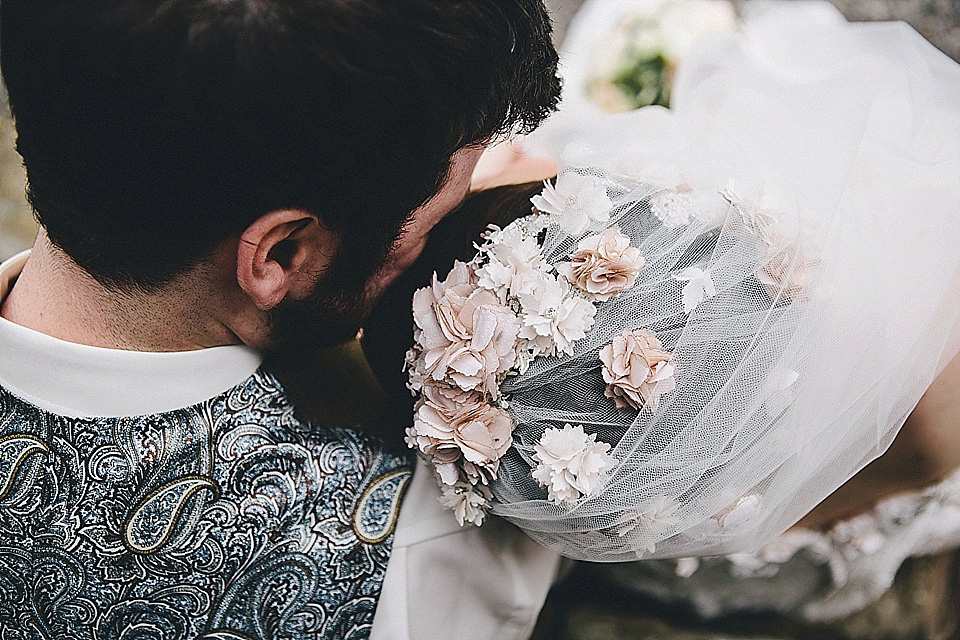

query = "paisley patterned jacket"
[0, 370, 412, 639]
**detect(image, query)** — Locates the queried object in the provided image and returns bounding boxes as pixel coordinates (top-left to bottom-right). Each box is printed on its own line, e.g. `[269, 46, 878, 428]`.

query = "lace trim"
[667, 467, 960, 620]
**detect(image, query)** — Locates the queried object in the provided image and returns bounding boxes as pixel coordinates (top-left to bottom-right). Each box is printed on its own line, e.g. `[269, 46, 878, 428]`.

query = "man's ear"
[237, 210, 338, 310]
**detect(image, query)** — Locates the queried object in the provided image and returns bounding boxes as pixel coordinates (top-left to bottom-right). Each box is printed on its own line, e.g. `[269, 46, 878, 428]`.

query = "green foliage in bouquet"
[580, 0, 737, 114]
[607, 54, 673, 109]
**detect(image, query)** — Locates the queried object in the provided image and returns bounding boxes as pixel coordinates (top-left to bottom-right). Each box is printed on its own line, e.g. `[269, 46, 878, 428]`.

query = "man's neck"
[0, 234, 241, 352]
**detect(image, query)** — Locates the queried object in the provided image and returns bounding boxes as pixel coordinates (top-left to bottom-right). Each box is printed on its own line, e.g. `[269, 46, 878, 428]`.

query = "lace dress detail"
[0, 370, 411, 639]
[608, 468, 960, 622]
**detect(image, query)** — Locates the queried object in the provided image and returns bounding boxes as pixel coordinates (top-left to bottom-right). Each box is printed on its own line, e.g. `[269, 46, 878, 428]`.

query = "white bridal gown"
[521, 0, 960, 622]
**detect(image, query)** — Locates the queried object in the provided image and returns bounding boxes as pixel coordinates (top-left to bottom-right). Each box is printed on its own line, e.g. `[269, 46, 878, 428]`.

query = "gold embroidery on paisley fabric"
[352, 468, 412, 544]
[0, 434, 48, 502]
[199, 631, 256, 640]
[123, 475, 219, 555]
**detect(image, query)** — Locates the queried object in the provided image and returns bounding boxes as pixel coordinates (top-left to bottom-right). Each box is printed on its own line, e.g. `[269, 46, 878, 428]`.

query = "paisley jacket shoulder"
[0, 370, 412, 639]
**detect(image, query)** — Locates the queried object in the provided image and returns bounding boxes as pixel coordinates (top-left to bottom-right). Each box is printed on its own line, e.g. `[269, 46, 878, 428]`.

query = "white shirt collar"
[0, 250, 263, 418]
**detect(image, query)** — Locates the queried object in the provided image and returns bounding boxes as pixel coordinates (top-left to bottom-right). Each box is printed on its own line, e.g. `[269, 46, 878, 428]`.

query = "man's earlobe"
[236, 210, 337, 310]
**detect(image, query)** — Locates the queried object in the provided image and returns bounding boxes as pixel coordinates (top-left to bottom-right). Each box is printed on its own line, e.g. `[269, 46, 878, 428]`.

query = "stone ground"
[531, 553, 960, 640]
[1, 3, 959, 638]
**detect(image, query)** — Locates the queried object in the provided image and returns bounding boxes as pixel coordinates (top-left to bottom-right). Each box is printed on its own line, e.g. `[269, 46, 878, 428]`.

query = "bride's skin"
[798, 347, 960, 528]
[472, 150, 960, 531]
[471, 141, 559, 190]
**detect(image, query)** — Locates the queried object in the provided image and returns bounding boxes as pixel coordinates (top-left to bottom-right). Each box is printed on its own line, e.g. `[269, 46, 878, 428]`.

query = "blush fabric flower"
[438, 482, 493, 527]
[757, 241, 816, 301]
[411, 383, 514, 484]
[556, 227, 645, 301]
[531, 424, 618, 504]
[412, 262, 520, 397]
[531, 173, 613, 235]
[599, 328, 676, 410]
[405, 426, 464, 486]
[412, 261, 476, 345]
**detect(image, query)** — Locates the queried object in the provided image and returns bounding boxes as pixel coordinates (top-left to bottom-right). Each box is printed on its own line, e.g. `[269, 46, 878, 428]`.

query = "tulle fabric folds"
[495, 1, 960, 562]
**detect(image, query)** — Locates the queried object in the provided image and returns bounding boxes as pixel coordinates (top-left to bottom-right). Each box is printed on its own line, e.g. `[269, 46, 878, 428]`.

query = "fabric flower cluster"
[405, 261, 521, 525]
[406, 175, 647, 525]
[410, 262, 519, 399]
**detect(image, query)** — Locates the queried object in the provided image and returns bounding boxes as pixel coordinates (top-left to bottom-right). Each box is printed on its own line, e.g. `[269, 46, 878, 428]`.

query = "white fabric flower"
[475, 225, 549, 299]
[557, 227, 645, 301]
[672, 266, 717, 313]
[517, 274, 597, 357]
[515, 270, 565, 347]
[473, 258, 514, 300]
[530, 173, 613, 235]
[650, 189, 696, 228]
[551, 296, 599, 355]
[531, 424, 617, 504]
[719, 494, 762, 529]
[616, 496, 683, 535]
[612, 496, 684, 553]
[438, 482, 492, 527]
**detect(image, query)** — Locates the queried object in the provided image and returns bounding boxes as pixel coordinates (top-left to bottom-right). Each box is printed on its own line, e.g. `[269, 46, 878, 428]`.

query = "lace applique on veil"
[610, 467, 960, 621]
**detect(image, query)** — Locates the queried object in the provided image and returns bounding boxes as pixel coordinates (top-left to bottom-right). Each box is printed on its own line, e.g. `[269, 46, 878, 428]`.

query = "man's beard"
[264, 250, 380, 354]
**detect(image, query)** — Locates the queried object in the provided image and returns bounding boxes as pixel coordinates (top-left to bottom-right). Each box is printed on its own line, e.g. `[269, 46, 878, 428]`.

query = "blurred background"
[1, 0, 959, 262]
[0, 99, 32, 261]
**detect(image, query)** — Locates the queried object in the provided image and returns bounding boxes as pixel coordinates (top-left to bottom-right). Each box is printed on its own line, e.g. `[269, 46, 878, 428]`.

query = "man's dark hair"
[0, 0, 560, 289]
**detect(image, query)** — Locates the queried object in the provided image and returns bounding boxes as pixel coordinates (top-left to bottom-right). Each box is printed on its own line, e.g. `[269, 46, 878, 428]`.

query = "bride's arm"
[798, 344, 960, 529]
[471, 141, 557, 191]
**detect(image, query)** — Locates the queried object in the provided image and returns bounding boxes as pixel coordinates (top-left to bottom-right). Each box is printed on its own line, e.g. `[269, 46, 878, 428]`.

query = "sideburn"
[264, 235, 390, 355]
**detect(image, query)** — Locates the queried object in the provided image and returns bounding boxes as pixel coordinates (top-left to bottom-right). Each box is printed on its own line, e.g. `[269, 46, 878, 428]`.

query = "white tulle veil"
[413, 2, 960, 562]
